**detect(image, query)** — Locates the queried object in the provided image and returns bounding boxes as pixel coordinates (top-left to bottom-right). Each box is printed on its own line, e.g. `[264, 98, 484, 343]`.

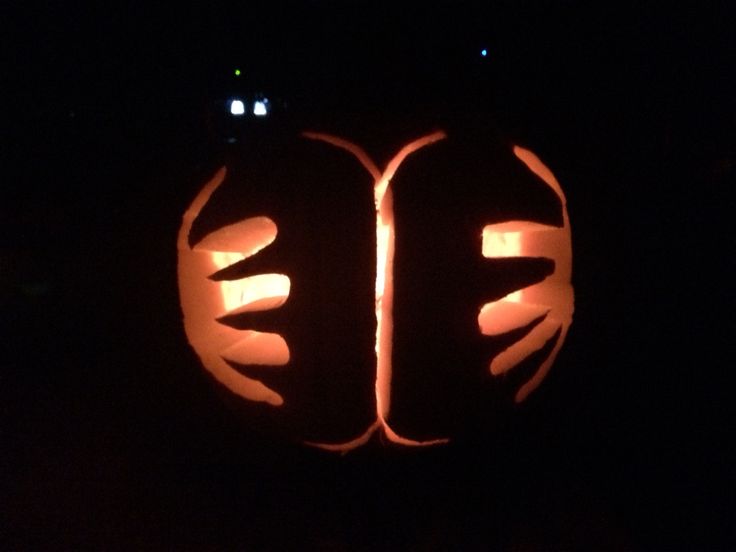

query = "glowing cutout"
[478, 146, 574, 402]
[303, 130, 449, 449]
[221, 331, 290, 366]
[178, 169, 288, 407]
[195, 216, 276, 255]
[214, 273, 290, 316]
[478, 300, 549, 336]
[177, 135, 573, 451]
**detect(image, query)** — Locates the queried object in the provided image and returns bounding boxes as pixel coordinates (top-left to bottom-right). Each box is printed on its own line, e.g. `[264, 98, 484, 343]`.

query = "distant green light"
[234, 69, 241, 76]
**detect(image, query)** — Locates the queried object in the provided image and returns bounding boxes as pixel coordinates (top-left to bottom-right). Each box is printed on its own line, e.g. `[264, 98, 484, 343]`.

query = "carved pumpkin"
[177, 118, 573, 452]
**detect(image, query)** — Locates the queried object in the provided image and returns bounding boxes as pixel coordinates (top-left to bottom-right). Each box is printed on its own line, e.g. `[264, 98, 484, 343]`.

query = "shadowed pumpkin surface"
[179, 113, 572, 447]
[185, 128, 378, 443]
[388, 120, 565, 440]
[4, 2, 732, 548]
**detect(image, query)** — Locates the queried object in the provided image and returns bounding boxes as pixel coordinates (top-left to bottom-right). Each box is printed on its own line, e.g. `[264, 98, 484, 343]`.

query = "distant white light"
[253, 100, 268, 116]
[481, 48, 488, 57]
[230, 99, 245, 116]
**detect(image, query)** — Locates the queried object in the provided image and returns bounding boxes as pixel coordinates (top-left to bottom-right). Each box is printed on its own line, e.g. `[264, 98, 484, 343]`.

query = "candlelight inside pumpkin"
[178, 131, 573, 451]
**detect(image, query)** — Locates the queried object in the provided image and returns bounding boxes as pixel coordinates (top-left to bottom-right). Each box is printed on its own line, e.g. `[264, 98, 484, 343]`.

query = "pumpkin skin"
[177, 115, 573, 450]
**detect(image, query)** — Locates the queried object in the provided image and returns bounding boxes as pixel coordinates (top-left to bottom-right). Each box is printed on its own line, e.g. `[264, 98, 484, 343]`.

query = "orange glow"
[372, 131, 447, 420]
[482, 220, 558, 303]
[178, 136, 573, 451]
[478, 300, 549, 336]
[221, 331, 290, 366]
[374, 202, 393, 415]
[305, 131, 448, 448]
[477, 146, 574, 402]
[211, 270, 290, 316]
[482, 226, 522, 302]
[482, 229, 522, 258]
[194, 216, 277, 255]
[177, 169, 289, 407]
[306, 420, 383, 454]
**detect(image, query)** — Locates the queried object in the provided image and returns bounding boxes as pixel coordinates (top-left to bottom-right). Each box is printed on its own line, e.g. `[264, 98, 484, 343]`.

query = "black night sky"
[2, 2, 734, 550]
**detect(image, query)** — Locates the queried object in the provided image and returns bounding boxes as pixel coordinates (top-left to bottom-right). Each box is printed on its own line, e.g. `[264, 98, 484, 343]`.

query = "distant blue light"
[480, 48, 488, 57]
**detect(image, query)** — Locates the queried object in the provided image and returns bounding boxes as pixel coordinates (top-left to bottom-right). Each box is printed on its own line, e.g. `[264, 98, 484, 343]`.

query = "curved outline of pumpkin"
[177, 131, 573, 451]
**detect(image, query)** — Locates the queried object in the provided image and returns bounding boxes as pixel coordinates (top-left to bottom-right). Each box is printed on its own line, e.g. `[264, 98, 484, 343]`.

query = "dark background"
[2, 1, 734, 549]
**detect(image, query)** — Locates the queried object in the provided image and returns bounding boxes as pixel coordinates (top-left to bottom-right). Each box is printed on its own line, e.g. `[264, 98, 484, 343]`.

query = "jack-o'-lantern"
[177, 116, 573, 452]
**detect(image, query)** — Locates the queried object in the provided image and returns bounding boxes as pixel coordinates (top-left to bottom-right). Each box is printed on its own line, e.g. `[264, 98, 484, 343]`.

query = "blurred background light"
[230, 99, 245, 115]
[253, 99, 268, 116]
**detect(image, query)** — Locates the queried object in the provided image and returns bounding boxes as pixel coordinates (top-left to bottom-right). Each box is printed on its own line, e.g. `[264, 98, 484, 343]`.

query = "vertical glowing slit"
[375, 179, 394, 418]
[303, 130, 448, 448]
[373, 131, 446, 426]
